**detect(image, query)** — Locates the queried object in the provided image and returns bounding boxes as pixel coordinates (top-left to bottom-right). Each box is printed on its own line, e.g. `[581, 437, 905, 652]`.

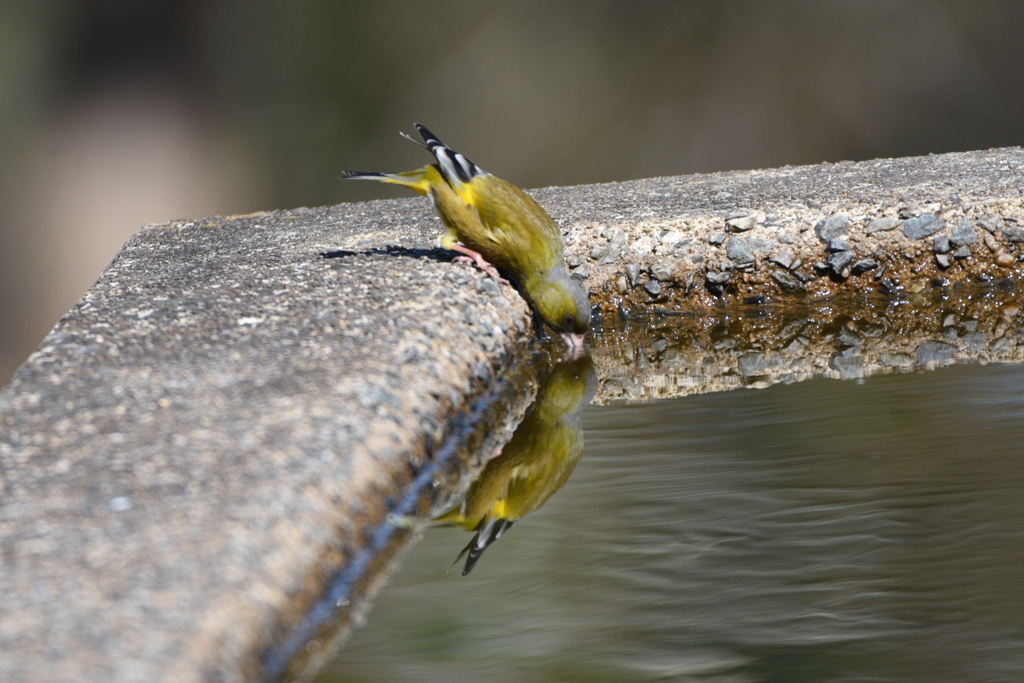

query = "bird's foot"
[488, 443, 504, 461]
[450, 244, 508, 284]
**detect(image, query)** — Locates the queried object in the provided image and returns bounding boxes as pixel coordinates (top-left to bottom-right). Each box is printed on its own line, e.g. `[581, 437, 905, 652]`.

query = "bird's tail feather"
[449, 517, 516, 576]
[408, 123, 485, 186]
[339, 169, 432, 195]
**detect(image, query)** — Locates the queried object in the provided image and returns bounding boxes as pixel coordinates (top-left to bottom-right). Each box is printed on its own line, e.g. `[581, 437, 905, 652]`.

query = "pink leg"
[450, 244, 508, 284]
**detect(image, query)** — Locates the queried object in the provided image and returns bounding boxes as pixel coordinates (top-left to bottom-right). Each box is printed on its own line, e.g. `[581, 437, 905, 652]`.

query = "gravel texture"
[549, 147, 1024, 312]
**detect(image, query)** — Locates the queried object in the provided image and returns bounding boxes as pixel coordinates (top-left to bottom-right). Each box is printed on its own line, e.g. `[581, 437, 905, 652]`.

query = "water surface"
[316, 353, 1024, 683]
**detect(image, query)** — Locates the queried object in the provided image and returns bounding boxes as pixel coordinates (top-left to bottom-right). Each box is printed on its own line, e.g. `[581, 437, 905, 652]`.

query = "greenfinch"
[434, 354, 598, 575]
[341, 124, 590, 349]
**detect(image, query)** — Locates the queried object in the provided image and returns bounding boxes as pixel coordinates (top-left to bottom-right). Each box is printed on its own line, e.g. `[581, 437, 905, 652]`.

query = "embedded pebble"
[770, 250, 795, 270]
[622, 260, 638, 284]
[881, 352, 914, 367]
[475, 279, 500, 297]
[916, 341, 956, 366]
[977, 214, 1001, 233]
[837, 328, 861, 347]
[771, 270, 807, 295]
[829, 354, 864, 380]
[709, 233, 728, 245]
[828, 238, 851, 253]
[878, 277, 899, 295]
[706, 271, 731, 284]
[953, 246, 971, 259]
[850, 258, 879, 275]
[1003, 227, 1024, 242]
[903, 213, 944, 240]
[725, 237, 754, 265]
[963, 331, 988, 352]
[644, 280, 663, 296]
[589, 244, 609, 261]
[950, 217, 978, 246]
[983, 232, 1000, 252]
[936, 253, 952, 269]
[600, 243, 622, 265]
[828, 250, 855, 273]
[570, 265, 590, 280]
[933, 234, 951, 254]
[726, 215, 757, 232]
[814, 214, 851, 242]
[905, 279, 927, 293]
[867, 216, 902, 234]
[778, 233, 797, 244]
[684, 272, 697, 293]
[625, 264, 641, 287]
[650, 262, 676, 282]
[996, 252, 1015, 267]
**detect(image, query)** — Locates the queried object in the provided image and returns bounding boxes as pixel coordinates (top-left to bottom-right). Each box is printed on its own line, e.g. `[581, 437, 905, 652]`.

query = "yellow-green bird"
[434, 354, 598, 575]
[341, 124, 590, 349]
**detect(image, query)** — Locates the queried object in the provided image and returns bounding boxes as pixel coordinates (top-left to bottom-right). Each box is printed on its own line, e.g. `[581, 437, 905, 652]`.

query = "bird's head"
[528, 268, 591, 350]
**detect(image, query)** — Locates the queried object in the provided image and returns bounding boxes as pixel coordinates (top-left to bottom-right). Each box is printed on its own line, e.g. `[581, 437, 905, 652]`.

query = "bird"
[340, 124, 590, 349]
[434, 354, 598, 575]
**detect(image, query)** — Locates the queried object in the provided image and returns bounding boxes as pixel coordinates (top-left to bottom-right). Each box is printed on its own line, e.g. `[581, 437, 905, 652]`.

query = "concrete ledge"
[0, 208, 537, 682]
[548, 147, 1024, 309]
[1, 147, 1023, 682]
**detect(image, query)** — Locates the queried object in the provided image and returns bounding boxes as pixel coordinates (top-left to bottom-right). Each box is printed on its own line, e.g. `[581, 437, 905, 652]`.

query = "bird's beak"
[559, 332, 586, 355]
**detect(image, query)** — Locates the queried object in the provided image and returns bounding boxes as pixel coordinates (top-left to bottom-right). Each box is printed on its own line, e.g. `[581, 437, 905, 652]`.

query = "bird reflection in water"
[435, 353, 598, 575]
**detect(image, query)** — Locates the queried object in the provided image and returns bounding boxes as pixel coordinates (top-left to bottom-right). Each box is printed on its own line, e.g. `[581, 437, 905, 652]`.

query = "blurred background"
[2, 0, 1024, 382]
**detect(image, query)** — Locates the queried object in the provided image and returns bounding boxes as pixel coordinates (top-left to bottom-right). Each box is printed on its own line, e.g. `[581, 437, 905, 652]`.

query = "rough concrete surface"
[1, 147, 1023, 682]
[547, 147, 1024, 310]
[0, 204, 535, 683]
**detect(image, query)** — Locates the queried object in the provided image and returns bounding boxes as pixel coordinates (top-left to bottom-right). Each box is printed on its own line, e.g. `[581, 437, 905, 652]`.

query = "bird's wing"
[463, 176, 564, 276]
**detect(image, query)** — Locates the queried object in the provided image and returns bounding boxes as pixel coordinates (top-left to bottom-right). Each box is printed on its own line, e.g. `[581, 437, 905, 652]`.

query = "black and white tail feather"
[448, 517, 515, 576]
[402, 123, 486, 186]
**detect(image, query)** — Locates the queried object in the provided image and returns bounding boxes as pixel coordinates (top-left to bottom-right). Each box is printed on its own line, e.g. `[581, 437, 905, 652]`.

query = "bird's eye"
[563, 314, 575, 329]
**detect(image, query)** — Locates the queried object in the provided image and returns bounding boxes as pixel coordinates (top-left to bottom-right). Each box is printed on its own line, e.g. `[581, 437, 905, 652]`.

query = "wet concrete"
[1, 147, 1023, 682]
[589, 285, 1024, 404]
